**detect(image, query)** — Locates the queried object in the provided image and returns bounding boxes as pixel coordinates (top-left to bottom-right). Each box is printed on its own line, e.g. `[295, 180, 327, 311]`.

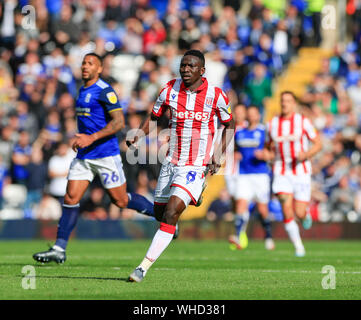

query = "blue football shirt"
[75, 79, 122, 160]
[234, 124, 269, 175]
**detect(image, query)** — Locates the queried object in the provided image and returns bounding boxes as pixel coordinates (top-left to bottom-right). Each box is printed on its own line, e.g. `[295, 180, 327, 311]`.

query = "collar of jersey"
[180, 77, 208, 93]
[82, 79, 103, 90]
[279, 112, 295, 120]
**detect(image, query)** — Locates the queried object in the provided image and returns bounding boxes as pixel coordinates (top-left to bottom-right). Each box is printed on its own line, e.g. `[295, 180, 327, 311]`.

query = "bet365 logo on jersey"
[173, 110, 210, 121]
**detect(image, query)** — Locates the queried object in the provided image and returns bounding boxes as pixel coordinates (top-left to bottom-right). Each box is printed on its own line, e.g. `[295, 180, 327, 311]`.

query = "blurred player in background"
[127, 50, 235, 282]
[33, 53, 156, 264]
[228, 106, 275, 251]
[266, 91, 322, 257]
[224, 104, 246, 203]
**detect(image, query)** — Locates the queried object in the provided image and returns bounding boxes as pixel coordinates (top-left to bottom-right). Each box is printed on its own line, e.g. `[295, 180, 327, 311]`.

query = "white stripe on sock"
[63, 203, 80, 208]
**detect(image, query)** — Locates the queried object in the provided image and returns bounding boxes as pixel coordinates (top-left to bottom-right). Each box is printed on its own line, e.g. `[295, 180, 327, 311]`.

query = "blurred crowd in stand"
[0, 0, 360, 223]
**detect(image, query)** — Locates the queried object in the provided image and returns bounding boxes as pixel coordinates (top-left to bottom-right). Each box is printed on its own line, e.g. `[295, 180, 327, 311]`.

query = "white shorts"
[67, 155, 126, 189]
[272, 174, 311, 202]
[154, 161, 207, 206]
[225, 175, 237, 198]
[235, 174, 270, 204]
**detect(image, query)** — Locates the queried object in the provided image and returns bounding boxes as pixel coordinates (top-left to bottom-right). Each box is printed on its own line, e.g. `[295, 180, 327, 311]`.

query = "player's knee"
[162, 209, 178, 225]
[295, 207, 307, 219]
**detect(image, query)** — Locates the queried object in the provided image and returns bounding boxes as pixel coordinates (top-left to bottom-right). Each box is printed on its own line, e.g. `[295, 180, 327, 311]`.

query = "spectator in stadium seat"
[47, 141, 75, 204]
[81, 186, 111, 220]
[204, 49, 228, 88]
[34, 189, 62, 220]
[316, 90, 338, 114]
[347, 78, 361, 116]
[264, 0, 287, 19]
[217, 25, 242, 67]
[68, 32, 95, 73]
[178, 17, 201, 51]
[24, 148, 48, 218]
[244, 63, 272, 116]
[16, 100, 38, 143]
[196, 5, 216, 35]
[0, 154, 10, 210]
[11, 130, 32, 185]
[103, 0, 124, 23]
[0, 0, 17, 50]
[50, 4, 81, 46]
[249, 19, 264, 47]
[43, 109, 63, 145]
[16, 52, 45, 86]
[97, 20, 124, 51]
[63, 118, 77, 141]
[273, 19, 290, 65]
[206, 188, 233, 239]
[321, 113, 337, 140]
[328, 175, 355, 219]
[0, 125, 15, 170]
[248, 0, 266, 21]
[227, 50, 249, 98]
[306, 0, 324, 46]
[123, 18, 144, 55]
[143, 19, 167, 55]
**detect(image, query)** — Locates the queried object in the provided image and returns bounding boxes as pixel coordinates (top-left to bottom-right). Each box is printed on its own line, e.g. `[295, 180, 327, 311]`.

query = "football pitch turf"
[0, 239, 360, 300]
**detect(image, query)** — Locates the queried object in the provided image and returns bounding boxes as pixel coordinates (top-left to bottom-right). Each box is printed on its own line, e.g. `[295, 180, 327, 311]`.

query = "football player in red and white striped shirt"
[266, 91, 322, 257]
[127, 50, 235, 282]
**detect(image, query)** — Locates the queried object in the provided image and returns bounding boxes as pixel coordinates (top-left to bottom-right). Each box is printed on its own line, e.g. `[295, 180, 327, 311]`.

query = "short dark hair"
[281, 90, 297, 101]
[84, 52, 103, 65]
[183, 50, 205, 67]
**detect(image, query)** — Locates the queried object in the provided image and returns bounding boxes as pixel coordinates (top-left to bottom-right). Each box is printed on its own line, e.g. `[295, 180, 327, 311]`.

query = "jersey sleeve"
[215, 89, 233, 124]
[303, 117, 317, 141]
[99, 87, 122, 113]
[152, 83, 170, 118]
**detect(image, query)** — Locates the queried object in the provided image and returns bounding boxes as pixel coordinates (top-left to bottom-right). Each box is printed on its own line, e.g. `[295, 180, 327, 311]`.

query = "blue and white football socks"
[260, 216, 272, 239]
[234, 211, 249, 236]
[127, 193, 154, 218]
[54, 203, 80, 251]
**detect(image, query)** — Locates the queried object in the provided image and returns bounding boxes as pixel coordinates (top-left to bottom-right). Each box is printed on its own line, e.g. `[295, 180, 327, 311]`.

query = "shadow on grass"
[14, 275, 129, 282]
[0, 262, 132, 268]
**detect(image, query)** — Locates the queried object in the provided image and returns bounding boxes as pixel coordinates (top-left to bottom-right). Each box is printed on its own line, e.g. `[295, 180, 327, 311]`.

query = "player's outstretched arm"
[72, 109, 125, 151]
[126, 112, 160, 149]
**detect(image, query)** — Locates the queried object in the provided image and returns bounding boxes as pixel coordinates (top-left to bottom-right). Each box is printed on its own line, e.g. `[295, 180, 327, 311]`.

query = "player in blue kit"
[33, 53, 155, 263]
[228, 106, 275, 251]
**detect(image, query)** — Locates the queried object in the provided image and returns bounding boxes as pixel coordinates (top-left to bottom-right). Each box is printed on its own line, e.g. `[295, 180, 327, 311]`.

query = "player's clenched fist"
[72, 133, 96, 151]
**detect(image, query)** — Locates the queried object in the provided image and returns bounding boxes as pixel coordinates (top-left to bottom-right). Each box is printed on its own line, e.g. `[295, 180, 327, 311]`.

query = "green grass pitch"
[0, 239, 360, 300]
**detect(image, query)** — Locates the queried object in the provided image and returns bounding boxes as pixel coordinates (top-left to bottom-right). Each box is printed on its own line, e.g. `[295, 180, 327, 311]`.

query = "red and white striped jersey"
[267, 113, 317, 176]
[152, 78, 233, 167]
